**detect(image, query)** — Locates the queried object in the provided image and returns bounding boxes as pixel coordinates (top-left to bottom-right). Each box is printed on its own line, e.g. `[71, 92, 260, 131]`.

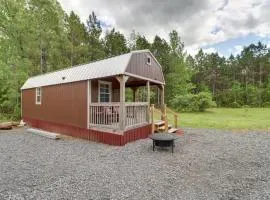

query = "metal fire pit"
[149, 133, 178, 153]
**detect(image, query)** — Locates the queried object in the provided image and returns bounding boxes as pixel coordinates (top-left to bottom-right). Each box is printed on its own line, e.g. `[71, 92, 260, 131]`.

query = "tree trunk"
[40, 48, 47, 73]
[71, 33, 74, 66]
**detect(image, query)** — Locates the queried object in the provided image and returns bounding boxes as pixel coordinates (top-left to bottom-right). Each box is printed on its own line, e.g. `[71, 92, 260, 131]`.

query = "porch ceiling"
[95, 75, 163, 88]
[125, 76, 161, 87]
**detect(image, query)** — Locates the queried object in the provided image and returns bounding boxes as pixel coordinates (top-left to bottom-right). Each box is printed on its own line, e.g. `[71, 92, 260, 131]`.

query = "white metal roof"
[21, 52, 132, 90]
[21, 50, 164, 90]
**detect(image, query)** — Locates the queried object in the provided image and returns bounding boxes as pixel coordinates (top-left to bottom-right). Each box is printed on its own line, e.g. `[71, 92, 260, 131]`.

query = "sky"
[58, 0, 270, 57]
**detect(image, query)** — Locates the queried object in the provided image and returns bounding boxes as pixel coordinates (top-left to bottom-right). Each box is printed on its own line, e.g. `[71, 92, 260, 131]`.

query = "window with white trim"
[147, 56, 151, 65]
[36, 87, 42, 104]
[98, 81, 111, 102]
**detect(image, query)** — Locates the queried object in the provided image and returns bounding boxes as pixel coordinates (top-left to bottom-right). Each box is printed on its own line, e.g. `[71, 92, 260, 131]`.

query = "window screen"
[99, 82, 111, 102]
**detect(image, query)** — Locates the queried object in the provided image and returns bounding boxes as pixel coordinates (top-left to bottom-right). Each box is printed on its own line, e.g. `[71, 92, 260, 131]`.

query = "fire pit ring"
[149, 133, 178, 153]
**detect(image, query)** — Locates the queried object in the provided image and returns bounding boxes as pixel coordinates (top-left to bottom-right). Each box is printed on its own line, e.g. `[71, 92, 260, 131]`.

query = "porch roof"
[21, 50, 164, 90]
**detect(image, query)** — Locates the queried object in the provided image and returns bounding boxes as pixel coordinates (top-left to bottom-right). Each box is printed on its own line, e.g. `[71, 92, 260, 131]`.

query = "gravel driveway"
[0, 127, 269, 200]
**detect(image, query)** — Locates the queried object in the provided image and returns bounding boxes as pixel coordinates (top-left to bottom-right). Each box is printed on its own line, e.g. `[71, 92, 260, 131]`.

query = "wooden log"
[0, 122, 13, 130]
[12, 121, 20, 126]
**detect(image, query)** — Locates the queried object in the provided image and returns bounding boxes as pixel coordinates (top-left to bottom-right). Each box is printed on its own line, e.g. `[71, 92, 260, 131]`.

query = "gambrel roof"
[21, 50, 165, 90]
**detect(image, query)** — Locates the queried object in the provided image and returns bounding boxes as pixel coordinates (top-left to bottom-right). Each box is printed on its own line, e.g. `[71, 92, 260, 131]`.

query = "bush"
[242, 105, 250, 108]
[262, 102, 270, 108]
[171, 92, 216, 112]
[229, 101, 241, 108]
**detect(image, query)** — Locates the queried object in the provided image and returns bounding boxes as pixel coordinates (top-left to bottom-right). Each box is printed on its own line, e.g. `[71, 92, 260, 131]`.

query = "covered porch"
[87, 74, 165, 133]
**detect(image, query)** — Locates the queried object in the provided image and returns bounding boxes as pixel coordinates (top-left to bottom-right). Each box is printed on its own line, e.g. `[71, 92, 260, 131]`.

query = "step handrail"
[166, 107, 179, 128]
[153, 107, 162, 115]
[150, 104, 179, 133]
[166, 107, 178, 115]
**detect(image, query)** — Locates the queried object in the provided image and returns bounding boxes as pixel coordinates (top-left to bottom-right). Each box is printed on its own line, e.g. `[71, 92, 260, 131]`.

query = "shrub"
[170, 93, 194, 112]
[229, 101, 241, 108]
[242, 105, 250, 108]
[196, 92, 217, 112]
[262, 102, 270, 108]
[171, 92, 216, 112]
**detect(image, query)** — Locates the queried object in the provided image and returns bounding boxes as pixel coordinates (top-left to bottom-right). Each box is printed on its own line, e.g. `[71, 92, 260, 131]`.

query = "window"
[98, 81, 111, 102]
[36, 87, 42, 104]
[147, 56, 151, 65]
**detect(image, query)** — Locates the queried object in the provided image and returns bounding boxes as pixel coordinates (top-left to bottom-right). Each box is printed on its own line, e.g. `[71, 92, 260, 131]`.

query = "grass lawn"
[156, 108, 270, 131]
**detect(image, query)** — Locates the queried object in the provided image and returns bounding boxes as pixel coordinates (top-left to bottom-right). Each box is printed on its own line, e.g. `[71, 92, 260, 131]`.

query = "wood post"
[174, 114, 178, 128]
[116, 75, 129, 130]
[160, 85, 164, 107]
[151, 104, 155, 134]
[160, 85, 165, 121]
[164, 104, 168, 132]
[147, 81, 150, 123]
[131, 87, 138, 102]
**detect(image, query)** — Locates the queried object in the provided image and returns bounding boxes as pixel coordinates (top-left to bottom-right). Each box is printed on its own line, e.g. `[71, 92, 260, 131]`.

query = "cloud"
[203, 47, 217, 54]
[58, 0, 270, 54]
[228, 45, 243, 56]
[267, 41, 270, 48]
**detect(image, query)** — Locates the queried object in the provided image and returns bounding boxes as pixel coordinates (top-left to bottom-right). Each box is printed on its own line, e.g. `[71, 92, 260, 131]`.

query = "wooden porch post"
[131, 87, 138, 102]
[147, 81, 150, 123]
[160, 85, 165, 120]
[116, 75, 129, 131]
[160, 85, 164, 106]
[151, 104, 155, 133]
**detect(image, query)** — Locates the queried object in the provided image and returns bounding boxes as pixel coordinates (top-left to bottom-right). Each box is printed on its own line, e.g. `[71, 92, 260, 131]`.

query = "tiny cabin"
[21, 50, 166, 145]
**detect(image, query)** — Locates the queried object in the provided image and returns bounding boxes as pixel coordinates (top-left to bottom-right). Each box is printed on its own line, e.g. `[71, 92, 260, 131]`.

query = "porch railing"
[125, 102, 148, 128]
[89, 102, 148, 130]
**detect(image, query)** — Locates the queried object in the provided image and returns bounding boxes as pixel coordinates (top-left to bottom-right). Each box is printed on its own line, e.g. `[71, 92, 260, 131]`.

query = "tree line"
[1, 0, 270, 119]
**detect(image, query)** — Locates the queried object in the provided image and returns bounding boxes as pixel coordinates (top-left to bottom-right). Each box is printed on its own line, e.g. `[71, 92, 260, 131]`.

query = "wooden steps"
[154, 120, 164, 126]
[154, 120, 178, 133]
[168, 128, 178, 133]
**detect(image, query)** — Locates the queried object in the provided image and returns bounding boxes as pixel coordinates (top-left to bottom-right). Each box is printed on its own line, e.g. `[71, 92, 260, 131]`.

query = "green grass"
[155, 108, 270, 131]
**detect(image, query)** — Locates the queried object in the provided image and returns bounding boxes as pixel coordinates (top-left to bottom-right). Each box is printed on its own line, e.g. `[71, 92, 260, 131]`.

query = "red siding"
[22, 81, 88, 129]
[24, 117, 151, 146]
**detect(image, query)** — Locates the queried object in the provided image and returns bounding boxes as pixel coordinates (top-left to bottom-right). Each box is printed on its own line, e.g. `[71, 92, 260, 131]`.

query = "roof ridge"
[130, 49, 150, 54]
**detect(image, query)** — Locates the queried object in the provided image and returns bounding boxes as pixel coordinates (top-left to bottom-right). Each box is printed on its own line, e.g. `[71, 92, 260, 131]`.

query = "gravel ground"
[0, 127, 270, 200]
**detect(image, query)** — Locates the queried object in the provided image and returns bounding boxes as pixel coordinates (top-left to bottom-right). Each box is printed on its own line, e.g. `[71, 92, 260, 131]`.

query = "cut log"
[12, 121, 20, 126]
[0, 122, 13, 130]
[27, 128, 60, 140]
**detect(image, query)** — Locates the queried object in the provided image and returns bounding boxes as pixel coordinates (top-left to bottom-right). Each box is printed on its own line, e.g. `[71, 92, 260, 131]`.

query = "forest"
[1, 0, 270, 119]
